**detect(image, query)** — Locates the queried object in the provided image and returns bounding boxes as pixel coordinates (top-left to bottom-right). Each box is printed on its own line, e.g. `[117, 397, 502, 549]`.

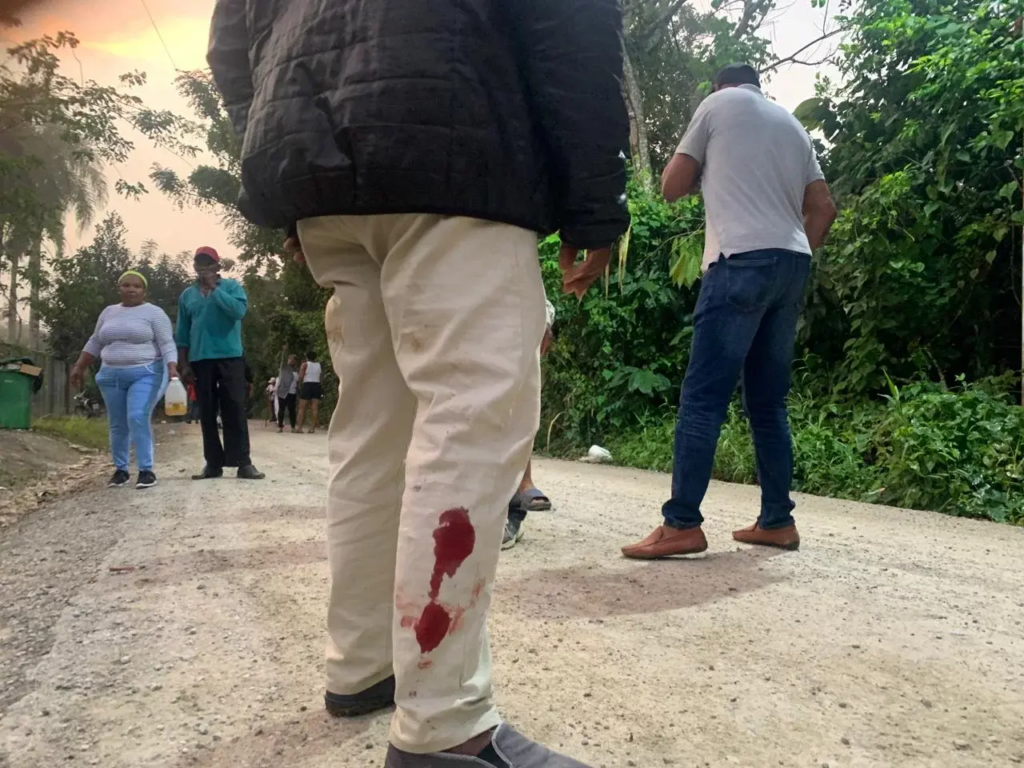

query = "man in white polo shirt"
[623, 63, 837, 559]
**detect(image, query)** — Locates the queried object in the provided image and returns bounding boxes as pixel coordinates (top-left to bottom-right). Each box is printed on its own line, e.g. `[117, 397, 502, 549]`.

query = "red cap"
[194, 246, 220, 262]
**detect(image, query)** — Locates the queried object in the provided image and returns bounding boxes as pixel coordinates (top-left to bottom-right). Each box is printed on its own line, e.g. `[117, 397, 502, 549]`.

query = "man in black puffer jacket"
[208, 2, 629, 766]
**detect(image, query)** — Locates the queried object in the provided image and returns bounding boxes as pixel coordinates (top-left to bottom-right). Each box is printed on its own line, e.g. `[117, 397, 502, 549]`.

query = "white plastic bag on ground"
[580, 445, 613, 464]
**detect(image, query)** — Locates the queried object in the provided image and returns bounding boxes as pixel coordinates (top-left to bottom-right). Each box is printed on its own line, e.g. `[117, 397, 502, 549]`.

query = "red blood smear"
[471, 578, 485, 602]
[428, 507, 475, 601]
[400, 615, 416, 629]
[414, 601, 451, 654]
[447, 605, 466, 634]
[417, 659, 433, 670]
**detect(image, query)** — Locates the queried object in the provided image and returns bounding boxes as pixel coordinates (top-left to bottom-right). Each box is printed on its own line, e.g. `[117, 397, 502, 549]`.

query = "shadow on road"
[498, 547, 788, 619]
[235, 504, 327, 522]
[106, 539, 326, 591]
[177, 708, 377, 768]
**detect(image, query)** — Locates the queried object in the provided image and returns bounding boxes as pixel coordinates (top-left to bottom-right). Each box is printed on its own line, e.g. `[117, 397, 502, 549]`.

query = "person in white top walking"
[297, 350, 323, 433]
[70, 271, 178, 490]
[623, 64, 837, 559]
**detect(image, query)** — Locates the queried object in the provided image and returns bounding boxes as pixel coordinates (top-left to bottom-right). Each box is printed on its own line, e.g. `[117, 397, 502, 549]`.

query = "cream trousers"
[297, 213, 545, 753]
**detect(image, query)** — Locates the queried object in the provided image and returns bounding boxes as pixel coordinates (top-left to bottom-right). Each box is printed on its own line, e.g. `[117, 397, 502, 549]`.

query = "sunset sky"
[5, 0, 839, 260]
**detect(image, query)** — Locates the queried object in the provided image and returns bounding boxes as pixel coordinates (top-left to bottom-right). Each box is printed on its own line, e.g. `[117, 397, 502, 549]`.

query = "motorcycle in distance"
[73, 391, 104, 418]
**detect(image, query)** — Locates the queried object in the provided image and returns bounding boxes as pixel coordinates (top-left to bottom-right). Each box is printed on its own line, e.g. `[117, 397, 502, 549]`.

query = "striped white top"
[83, 303, 177, 368]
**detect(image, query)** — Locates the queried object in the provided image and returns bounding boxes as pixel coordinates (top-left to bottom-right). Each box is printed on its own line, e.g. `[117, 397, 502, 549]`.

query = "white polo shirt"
[677, 84, 825, 270]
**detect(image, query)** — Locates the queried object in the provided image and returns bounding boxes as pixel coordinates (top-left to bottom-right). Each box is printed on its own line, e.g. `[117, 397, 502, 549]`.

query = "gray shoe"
[384, 723, 592, 767]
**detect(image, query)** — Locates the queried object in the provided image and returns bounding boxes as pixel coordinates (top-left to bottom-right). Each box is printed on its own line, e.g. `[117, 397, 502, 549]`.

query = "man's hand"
[181, 366, 195, 386]
[560, 245, 611, 299]
[540, 327, 554, 356]
[284, 236, 305, 265]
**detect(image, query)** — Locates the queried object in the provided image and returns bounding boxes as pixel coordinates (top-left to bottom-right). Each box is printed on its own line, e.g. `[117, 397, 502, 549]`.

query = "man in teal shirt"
[176, 246, 264, 480]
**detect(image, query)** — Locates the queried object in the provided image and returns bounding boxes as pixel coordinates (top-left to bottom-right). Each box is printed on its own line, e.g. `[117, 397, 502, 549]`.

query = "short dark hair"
[307, 350, 318, 361]
[713, 63, 760, 89]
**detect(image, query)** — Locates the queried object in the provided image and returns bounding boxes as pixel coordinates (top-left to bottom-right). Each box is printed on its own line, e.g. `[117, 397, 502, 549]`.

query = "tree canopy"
[3, 0, 1023, 523]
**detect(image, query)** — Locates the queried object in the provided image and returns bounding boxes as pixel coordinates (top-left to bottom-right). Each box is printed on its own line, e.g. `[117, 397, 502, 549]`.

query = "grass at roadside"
[590, 380, 1024, 526]
[32, 417, 108, 451]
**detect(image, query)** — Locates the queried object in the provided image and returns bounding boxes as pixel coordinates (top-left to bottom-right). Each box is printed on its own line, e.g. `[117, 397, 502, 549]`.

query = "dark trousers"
[277, 393, 297, 429]
[192, 357, 252, 469]
[662, 249, 810, 531]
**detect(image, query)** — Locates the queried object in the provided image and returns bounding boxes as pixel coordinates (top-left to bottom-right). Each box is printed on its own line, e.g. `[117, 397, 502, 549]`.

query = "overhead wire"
[139, 0, 178, 72]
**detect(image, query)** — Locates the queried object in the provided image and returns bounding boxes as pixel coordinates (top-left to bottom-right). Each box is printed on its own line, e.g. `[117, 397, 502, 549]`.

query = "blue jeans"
[662, 249, 811, 531]
[96, 362, 168, 472]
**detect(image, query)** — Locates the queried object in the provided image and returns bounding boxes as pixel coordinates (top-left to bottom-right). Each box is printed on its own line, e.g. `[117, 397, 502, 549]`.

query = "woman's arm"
[70, 351, 96, 390]
[298, 361, 308, 384]
[151, 306, 180, 378]
[72, 307, 109, 389]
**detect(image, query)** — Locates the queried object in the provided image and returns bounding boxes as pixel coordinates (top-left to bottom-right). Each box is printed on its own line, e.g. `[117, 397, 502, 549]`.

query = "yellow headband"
[119, 270, 148, 288]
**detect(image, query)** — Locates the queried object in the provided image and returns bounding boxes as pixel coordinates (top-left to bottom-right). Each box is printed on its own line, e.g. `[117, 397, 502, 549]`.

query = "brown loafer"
[622, 525, 708, 559]
[732, 522, 800, 550]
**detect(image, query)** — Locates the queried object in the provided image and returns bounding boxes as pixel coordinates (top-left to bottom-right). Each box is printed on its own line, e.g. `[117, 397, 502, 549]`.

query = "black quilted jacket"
[207, 0, 630, 250]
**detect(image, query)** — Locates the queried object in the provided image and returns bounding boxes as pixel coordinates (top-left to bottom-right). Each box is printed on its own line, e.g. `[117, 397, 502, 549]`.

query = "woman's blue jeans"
[95, 362, 168, 472]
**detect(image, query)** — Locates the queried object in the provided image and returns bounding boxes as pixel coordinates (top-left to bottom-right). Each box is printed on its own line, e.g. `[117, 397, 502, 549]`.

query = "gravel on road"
[1, 424, 1023, 767]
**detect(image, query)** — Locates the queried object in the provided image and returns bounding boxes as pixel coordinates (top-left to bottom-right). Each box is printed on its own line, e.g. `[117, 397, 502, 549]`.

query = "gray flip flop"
[385, 723, 592, 767]
[517, 487, 552, 511]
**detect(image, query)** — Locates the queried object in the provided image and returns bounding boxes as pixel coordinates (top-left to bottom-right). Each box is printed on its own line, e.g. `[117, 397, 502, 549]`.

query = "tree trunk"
[622, 48, 653, 191]
[27, 238, 41, 348]
[6, 248, 19, 343]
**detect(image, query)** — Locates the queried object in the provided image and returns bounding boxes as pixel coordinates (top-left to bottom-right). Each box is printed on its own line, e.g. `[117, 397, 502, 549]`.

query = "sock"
[474, 743, 505, 767]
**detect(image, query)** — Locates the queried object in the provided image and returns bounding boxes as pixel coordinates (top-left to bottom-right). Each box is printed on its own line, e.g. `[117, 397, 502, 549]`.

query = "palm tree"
[1, 123, 107, 346]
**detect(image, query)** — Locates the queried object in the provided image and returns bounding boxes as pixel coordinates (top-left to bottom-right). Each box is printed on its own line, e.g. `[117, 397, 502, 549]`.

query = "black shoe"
[191, 466, 223, 480]
[237, 464, 265, 480]
[325, 675, 396, 717]
[136, 470, 157, 489]
[502, 504, 526, 551]
[108, 469, 131, 488]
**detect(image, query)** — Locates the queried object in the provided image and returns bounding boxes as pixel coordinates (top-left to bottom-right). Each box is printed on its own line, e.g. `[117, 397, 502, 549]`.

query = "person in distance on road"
[70, 270, 177, 490]
[176, 247, 264, 481]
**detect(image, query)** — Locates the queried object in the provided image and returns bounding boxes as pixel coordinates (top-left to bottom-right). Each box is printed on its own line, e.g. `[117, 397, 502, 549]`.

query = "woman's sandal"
[517, 487, 552, 511]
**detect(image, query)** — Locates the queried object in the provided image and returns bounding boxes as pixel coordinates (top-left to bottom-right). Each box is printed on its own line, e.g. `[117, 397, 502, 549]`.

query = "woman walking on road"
[70, 271, 177, 489]
[296, 350, 323, 433]
[275, 355, 299, 432]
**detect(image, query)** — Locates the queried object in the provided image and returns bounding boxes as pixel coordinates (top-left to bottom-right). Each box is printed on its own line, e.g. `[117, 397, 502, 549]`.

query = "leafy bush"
[874, 378, 1024, 523]
[547, 378, 1024, 526]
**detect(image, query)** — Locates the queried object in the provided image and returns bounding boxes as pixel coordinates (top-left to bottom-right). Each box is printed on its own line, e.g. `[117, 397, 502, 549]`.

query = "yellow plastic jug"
[165, 377, 188, 417]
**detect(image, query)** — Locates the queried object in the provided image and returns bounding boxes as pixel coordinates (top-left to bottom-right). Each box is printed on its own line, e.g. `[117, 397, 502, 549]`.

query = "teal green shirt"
[175, 278, 247, 362]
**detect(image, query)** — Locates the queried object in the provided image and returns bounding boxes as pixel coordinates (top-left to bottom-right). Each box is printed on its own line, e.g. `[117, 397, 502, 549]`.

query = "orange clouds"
[7, 0, 213, 70]
[87, 15, 209, 69]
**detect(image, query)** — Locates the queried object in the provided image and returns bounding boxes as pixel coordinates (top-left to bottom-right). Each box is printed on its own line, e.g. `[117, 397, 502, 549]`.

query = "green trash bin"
[0, 369, 34, 429]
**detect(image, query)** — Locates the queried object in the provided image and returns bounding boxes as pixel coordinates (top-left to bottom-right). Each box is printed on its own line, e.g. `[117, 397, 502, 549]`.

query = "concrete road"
[1, 424, 1022, 767]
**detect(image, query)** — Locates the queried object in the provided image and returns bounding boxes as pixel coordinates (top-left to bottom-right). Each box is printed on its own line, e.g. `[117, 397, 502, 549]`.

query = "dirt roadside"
[0, 430, 103, 530]
[1, 424, 1022, 768]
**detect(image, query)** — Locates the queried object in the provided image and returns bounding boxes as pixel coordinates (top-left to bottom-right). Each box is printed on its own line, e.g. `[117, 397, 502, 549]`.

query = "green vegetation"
[600, 380, 1024, 525]
[32, 416, 108, 451]
[2, 0, 1022, 524]
[538, 0, 1024, 525]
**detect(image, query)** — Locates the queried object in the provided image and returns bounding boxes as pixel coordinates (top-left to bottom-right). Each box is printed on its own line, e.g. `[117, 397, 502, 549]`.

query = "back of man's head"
[713, 64, 760, 91]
